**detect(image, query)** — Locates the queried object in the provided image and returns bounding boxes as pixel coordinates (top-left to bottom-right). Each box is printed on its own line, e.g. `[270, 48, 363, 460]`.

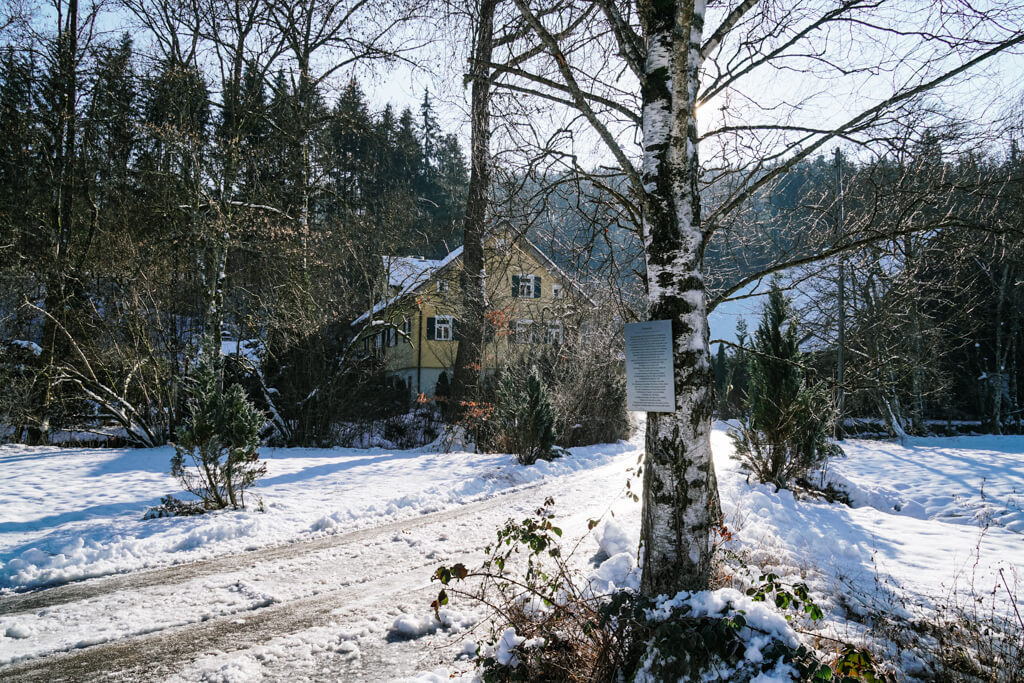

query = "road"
[0, 457, 636, 682]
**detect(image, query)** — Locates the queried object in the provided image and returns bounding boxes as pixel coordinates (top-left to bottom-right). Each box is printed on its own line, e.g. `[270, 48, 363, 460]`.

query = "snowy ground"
[0, 422, 1021, 680]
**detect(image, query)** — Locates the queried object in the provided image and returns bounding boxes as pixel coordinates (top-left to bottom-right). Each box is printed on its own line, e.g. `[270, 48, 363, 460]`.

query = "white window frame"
[435, 315, 453, 341]
[436, 280, 449, 294]
[387, 327, 397, 347]
[517, 274, 535, 298]
[402, 317, 411, 343]
[545, 320, 563, 345]
[515, 319, 534, 344]
[551, 284, 563, 299]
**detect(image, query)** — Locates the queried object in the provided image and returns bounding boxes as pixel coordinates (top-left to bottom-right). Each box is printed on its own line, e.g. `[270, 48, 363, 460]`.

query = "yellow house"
[352, 230, 593, 396]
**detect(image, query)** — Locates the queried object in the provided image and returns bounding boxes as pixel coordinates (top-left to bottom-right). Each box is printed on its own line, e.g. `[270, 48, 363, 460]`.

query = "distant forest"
[0, 33, 469, 444]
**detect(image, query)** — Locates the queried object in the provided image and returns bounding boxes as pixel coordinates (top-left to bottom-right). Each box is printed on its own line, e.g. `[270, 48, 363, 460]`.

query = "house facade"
[352, 231, 591, 397]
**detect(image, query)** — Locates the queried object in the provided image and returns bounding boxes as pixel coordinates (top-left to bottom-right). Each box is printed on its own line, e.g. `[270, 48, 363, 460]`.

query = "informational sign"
[624, 320, 676, 412]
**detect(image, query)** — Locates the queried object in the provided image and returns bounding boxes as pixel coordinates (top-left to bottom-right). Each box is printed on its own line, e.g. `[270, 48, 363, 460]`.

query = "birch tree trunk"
[637, 0, 716, 596]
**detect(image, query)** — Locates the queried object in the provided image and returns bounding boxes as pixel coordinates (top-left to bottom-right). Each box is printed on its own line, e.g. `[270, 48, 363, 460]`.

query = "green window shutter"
[534, 276, 542, 298]
[426, 317, 435, 340]
[512, 275, 520, 298]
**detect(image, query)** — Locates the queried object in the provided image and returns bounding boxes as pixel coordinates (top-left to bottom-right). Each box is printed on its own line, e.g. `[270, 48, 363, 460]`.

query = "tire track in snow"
[0, 481, 542, 618]
[0, 563, 447, 682]
[0, 454, 634, 681]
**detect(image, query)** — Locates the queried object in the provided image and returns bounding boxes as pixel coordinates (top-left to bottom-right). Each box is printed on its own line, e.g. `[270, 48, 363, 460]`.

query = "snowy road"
[0, 455, 640, 682]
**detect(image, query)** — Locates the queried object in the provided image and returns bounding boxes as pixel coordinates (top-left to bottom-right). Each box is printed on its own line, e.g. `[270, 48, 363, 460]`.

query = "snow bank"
[0, 438, 635, 592]
[389, 608, 474, 639]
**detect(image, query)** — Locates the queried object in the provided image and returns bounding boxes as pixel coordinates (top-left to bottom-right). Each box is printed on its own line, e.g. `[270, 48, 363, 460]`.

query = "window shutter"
[452, 318, 461, 342]
[426, 316, 435, 340]
[534, 276, 542, 298]
[512, 275, 520, 298]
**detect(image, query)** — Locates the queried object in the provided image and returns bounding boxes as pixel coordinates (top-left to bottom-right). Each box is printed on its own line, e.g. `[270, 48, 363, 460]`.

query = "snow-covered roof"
[383, 255, 443, 291]
[353, 247, 463, 326]
[352, 230, 595, 328]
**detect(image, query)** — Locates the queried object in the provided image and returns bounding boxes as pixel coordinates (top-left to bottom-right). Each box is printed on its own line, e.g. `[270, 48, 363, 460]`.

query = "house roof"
[352, 232, 593, 327]
[353, 247, 463, 326]
[383, 255, 446, 291]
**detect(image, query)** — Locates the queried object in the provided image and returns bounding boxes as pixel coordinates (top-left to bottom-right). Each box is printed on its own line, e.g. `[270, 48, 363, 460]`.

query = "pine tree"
[418, 89, 438, 173]
[731, 281, 839, 488]
[496, 366, 558, 465]
[714, 343, 729, 418]
[171, 343, 265, 510]
[749, 284, 801, 437]
[0, 51, 40, 263]
[726, 318, 750, 417]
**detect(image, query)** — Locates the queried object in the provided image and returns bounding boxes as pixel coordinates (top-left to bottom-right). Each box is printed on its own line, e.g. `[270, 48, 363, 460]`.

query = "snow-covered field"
[0, 438, 631, 591]
[1, 423, 1022, 680]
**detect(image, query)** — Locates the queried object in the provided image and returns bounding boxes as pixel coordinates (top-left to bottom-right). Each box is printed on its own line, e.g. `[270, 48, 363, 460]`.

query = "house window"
[513, 274, 541, 298]
[545, 320, 563, 345]
[402, 317, 411, 343]
[374, 331, 383, 349]
[437, 280, 449, 294]
[435, 315, 453, 341]
[387, 327, 397, 347]
[552, 284, 563, 299]
[515, 319, 533, 344]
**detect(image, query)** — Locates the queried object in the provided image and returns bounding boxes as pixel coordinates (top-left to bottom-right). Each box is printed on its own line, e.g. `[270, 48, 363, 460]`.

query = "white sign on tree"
[624, 320, 675, 412]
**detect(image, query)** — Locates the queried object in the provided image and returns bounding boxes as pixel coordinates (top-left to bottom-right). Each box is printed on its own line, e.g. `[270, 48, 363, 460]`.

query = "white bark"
[638, 0, 717, 596]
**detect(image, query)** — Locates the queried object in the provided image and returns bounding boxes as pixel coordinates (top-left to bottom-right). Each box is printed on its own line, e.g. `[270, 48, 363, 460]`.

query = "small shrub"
[169, 346, 265, 512]
[731, 280, 841, 488]
[493, 365, 560, 465]
[143, 495, 205, 519]
[432, 498, 620, 682]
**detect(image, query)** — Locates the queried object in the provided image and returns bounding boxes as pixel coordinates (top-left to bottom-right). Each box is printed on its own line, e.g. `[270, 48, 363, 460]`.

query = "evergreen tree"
[496, 366, 558, 465]
[713, 343, 729, 418]
[84, 35, 136, 194]
[328, 78, 372, 210]
[726, 318, 750, 417]
[749, 285, 801, 437]
[731, 281, 839, 488]
[0, 51, 41, 263]
[171, 342, 265, 510]
[418, 89, 438, 173]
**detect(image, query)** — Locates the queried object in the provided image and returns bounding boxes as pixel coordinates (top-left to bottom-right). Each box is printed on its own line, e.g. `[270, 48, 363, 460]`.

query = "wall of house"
[373, 237, 586, 396]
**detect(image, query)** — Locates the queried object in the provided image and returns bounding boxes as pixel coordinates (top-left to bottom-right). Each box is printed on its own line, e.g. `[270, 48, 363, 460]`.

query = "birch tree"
[496, 0, 1024, 596]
